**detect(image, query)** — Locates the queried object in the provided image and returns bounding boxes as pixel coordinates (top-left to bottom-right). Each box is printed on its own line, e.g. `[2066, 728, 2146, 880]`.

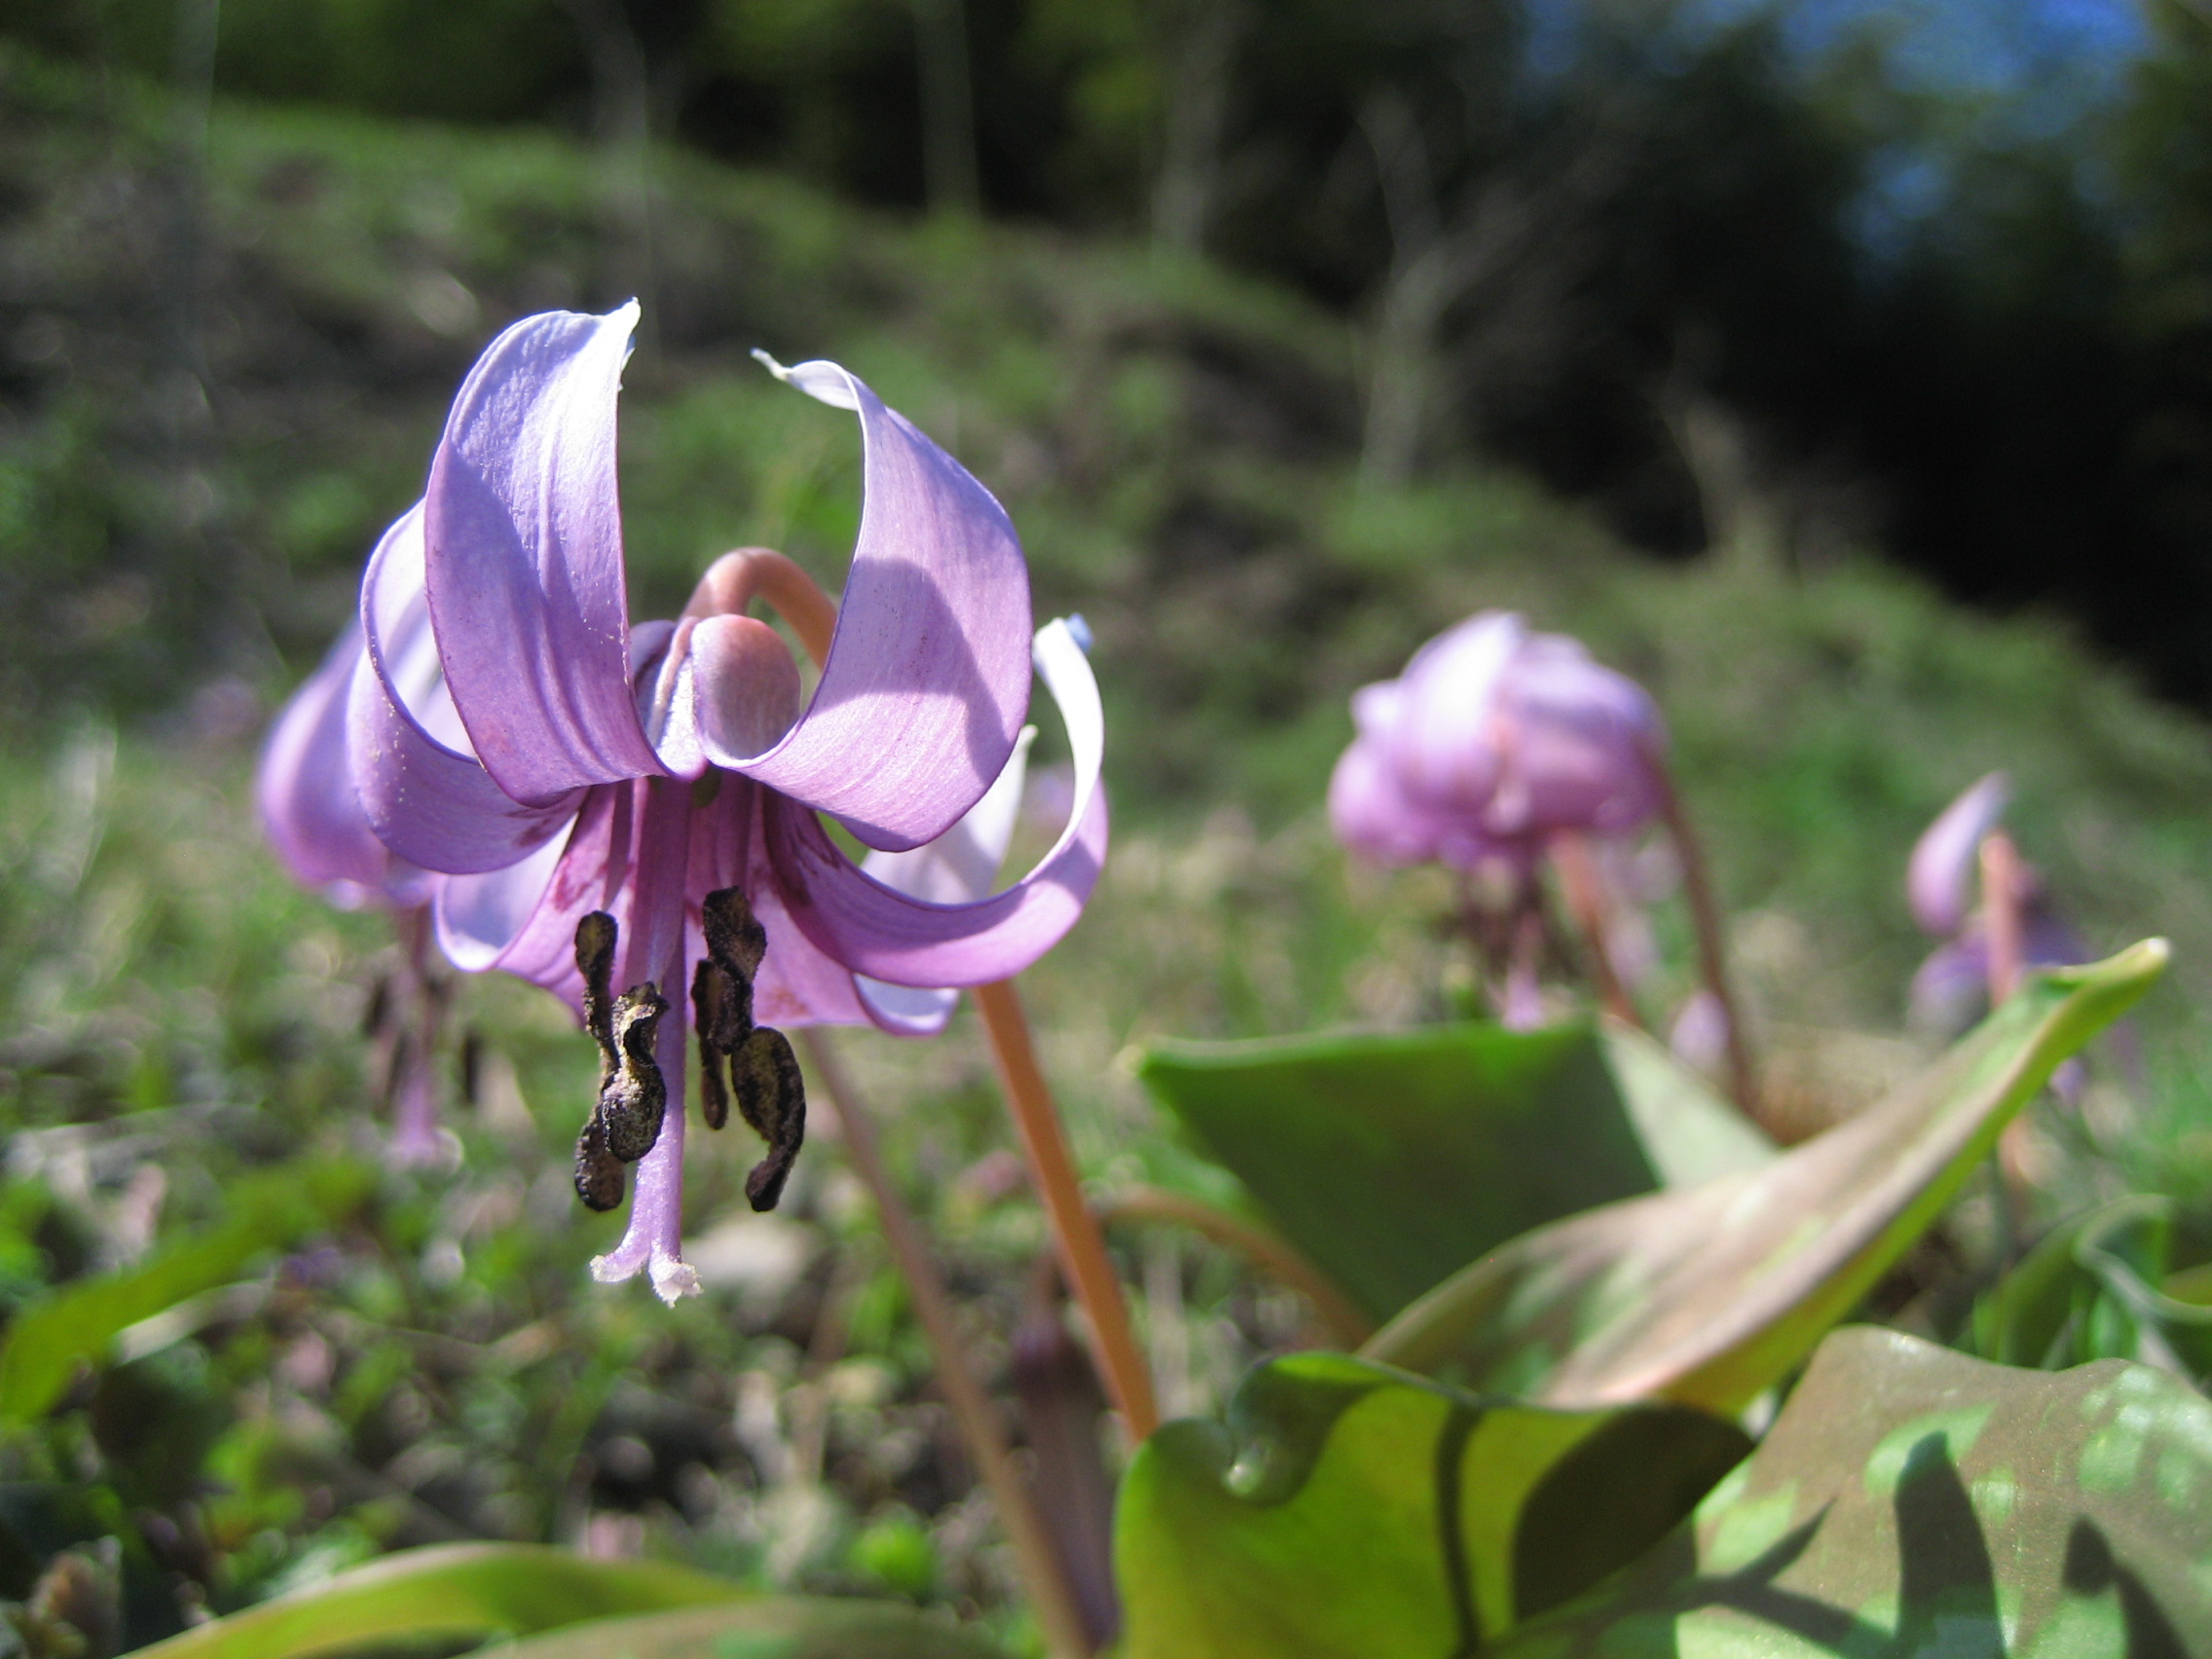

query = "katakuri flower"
[259, 626, 453, 1162]
[1328, 610, 1665, 871]
[274, 303, 1107, 1302]
[1906, 771, 2084, 1036]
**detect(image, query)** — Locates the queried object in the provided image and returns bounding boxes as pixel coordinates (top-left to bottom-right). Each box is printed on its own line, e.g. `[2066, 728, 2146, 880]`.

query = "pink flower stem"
[1653, 769, 1763, 1129]
[798, 1030, 1093, 1659]
[1549, 833, 1645, 1030]
[1978, 830, 2027, 1004]
[974, 978, 1159, 1442]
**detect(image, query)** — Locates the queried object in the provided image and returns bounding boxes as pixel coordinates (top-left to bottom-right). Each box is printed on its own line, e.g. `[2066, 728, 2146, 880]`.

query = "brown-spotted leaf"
[1488, 1325, 2212, 1659]
[1363, 942, 2167, 1413]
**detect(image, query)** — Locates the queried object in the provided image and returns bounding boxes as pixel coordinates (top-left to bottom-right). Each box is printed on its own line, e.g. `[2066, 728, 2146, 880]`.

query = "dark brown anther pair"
[570, 889, 806, 1216]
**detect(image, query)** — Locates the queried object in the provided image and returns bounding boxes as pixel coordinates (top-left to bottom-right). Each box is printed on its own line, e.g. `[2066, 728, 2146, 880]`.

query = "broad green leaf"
[1115, 1351, 1751, 1659]
[489, 1600, 1009, 1658]
[1598, 1020, 1774, 1187]
[1490, 1325, 2212, 1659]
[121, 1543, 747, 1659]
[1136, 1022, 1668, 1323]
[0, 1160, 371, 1425]
[1363, 942, 2166, 1412]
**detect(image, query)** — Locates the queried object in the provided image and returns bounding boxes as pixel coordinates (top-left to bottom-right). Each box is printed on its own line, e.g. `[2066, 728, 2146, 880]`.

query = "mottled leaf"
[1491, 1325, 2212, 1659]
[1137, 1022, 1670, 1323]
[1599, 1019, 1774, 1187]
[489, 1600, 1009, 1658]
[119, 1543, 746, 1659]
[1115, 1350, 1751, 1659]
[1363, 942, 2166, 1412]
[0, 1161, 371, 1426]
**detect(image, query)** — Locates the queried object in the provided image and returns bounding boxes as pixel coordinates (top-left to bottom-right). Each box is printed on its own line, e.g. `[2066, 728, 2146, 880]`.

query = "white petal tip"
[649, 1258, 701, 1304]
[751, 349, 860, 411]
[587, 1252, 632, 1286]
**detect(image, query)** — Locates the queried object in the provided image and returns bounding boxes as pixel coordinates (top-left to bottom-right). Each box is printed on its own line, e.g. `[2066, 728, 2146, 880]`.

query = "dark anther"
[574, 911, 619, 1060]
[701, 888, 767, 1014]
[573, 1115, 624, 1211]
[691, 960, 731, 1131]
[732, 1026, 806, 1211]
[361, 973, 392, 1041]
[599, 984, 670, 1161]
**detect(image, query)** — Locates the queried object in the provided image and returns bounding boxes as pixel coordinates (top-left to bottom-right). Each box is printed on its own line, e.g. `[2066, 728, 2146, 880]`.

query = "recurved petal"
[257, 622, 426, 904]
[352, 504, 582, 874]
[852, 726, 1038, 1034]
[763, 618, 1102, 986]
[424, 304, 663, 804]
[1907, 771, 2010, 937]
[1386, 609, 1524, 812]
[724, 359, 1030, 853]
[433, 784, 622, 1011]
[1327, 734, 1449, 867]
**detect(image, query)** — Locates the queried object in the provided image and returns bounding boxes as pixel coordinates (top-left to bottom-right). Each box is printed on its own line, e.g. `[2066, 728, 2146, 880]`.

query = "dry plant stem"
[1093, 1186, 1375, 1348]
[1549, 832, 1645, 1030]
[974, 978, 1161, 1441]
[796, 1030, 1093, 1659]
[1653, 770, 1760, 1125]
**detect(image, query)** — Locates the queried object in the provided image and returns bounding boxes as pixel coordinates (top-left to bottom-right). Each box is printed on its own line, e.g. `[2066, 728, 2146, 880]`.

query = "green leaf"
[1136, 1022, 1672, 1323]
[0, 1160, 371, 1426]
[1598, 1020, 1774, 1188]
[1362, 942, 2167, 1413]
[1115, 1350, 1751, 1659]
[1490, 1325, 2212, 1659]
[487, 1600, 1010, 1658]
[1971, 1197, 2212, 1378]
[120, 1543, 748, 1659]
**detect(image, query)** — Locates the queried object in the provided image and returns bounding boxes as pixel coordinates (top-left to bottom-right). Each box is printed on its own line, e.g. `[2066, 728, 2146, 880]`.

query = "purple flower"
[1906, 772, 2085, 1035]
[1328, 611, 1665, 869]
[271, 304, 1106, 1302]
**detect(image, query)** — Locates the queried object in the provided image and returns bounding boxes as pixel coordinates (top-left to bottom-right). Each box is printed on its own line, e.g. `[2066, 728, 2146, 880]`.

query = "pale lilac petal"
[763, 619, 1103, 986]
[1384, 610, 1524, 812]
[854, 727, 1038, 1033]
[258, 622, 427, 904]
[1484, 637, 1664, 839]
[433, 787, 623, 1013]
[351, 504, 583, 874]
[1669, 989, 1731, 1078]
[1328, 735, 1449, 866]
[1500, 959, 1546, 1030]
[1908, 772, 2010, 937]
[424, 305, 663, 803]
[720, 358, 1031, 853]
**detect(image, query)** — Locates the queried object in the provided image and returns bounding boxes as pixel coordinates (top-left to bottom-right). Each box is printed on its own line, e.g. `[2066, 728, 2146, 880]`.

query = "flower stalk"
[974, 978, 1160, 1441]
[797, 1031, 1093, 1659]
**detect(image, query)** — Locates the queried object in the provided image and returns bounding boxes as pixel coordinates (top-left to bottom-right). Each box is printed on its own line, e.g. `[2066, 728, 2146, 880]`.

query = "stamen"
[690, 959, 731, 1131]
[574, 911, 618, 1062]
[702, 887, 765, 1027]
[732, 1026, 806, 1212]
[573, 1115, 624, 1211]
[599, 984, 670, 1161]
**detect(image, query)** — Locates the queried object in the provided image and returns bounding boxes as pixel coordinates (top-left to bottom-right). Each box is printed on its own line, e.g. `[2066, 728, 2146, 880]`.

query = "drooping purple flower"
[1328, 611, 1665, 870]
[276, 304, 1106, 1302]
[259, 629, 449, 1161]
[1906, 772, 2086, 1036]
